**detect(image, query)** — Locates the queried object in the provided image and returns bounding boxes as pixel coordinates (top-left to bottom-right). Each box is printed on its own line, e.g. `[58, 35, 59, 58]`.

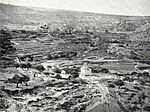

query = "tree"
[35, 65, 45, 73]
[6, 74, 30, 88]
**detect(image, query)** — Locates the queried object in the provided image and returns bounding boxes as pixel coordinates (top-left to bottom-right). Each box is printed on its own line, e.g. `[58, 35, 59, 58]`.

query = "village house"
[60, 70, 70, 79]
[79, 62, 92, 79]
[42, 62, 57, 75]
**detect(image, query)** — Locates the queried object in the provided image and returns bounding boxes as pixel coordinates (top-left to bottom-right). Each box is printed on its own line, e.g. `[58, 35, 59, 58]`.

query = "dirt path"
[88, 80, 110, 102]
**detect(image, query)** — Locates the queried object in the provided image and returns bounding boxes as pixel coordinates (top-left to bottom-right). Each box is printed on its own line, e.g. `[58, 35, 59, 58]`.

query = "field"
[0, 3, 150, 112]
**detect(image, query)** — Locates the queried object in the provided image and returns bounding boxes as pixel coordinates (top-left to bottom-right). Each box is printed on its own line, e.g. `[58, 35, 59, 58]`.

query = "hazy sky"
[1, 0, 150, 16]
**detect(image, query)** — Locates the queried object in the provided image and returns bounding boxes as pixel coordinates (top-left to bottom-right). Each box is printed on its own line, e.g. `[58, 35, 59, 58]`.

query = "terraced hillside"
[0, 3, 150, 112]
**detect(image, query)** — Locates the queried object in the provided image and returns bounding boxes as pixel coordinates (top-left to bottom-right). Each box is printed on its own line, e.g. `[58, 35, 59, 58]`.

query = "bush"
[137, 73, 143, 77]
[123, 77, 134, 82]
[113, 79, 125, 86]
[55, 74, 62, 79]
[108, 83, 116, 88]
[63, 67, 80, 76]
[143, 106, 150, 111]
[142, 72, 149, 77]
[101, 68, 109, 73]
[35, 65, 45, 72]
[47, 54, 53, 60]
[0, 99, 9, 110]
[53, 68, 61, 74]
[91, 66, 102, 73]
[53, 55, 59, 59]
[130, 72, 138, 75]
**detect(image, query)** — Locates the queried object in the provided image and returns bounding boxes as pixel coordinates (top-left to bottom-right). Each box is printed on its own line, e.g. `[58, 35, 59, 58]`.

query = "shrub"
[63, 67, 80, 76]
[143, 106, 150, 111]
[101, 68, 109, 73]
[123, 77, 134, 82]
[108, 83, 116, 88]
[55, 74, 62, 79]
[113, 79, 125, 86]
[91, 66, 102, 73]
[53, 68, 61, 74]
[35, 65, 45, 72]
[52, 54, 59, 59]
[131, 72, 138, 75]
[0, 99, 9, 110]
[142, 72, 149, 77]
[47, 54, 53, 60]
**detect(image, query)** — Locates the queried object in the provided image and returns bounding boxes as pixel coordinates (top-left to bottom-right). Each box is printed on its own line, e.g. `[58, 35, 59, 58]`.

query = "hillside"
[1, 3, 150, 32]
[0, 3, 150, 112]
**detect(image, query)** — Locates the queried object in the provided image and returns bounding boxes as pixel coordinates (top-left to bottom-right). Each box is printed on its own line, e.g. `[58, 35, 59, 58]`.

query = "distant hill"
[0, 3, 150, 31]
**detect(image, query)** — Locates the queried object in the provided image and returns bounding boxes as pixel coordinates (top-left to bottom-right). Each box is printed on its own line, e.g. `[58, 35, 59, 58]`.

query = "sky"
[1, 0, 150, 16]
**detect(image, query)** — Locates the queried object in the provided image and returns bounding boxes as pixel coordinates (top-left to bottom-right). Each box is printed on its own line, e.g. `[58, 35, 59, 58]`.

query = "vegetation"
[0, 29, 16, 68]
[0, 3, 150, 112]
[0, 98, 9, 110]
[35, 65, 45, 72]
[5, 74, 30, 88]
[47, 51, 78, 60]
[63, 66, 80, 79]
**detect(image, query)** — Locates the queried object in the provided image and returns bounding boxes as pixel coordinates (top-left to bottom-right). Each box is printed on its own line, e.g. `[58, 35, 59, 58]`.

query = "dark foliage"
[55, 74, 62, 79]
[47, 51, 77, 60]
[107, 83, 116, 88]
[63, 66, 80, 78]
[91, 66, 102, 73]
[35, 65, 45, 72]
[100, 68, 109, 73]
[5, 74, 30, 88]
[0, 99, 9, 110]
[14, 63, 32, 70]
[91, 67, 109, 73]
[113, 79, 125, 86]
[0, 29, 16, 68]
[143, 106, 150, 111]
[53, 68, 61, 74]
[123, 77, 134, 82]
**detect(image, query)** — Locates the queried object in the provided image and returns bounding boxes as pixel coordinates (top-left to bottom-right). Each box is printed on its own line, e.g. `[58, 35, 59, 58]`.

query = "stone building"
[79, 62, 91, 79]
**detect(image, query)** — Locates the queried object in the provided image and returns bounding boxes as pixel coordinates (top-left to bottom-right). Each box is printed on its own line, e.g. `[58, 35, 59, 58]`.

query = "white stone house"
[60, 70, 70, 79]
[80, 63, 91, 79]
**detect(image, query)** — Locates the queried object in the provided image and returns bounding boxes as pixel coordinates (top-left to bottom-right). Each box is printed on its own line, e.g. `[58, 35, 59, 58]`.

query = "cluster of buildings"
[41, 61, 92, 79]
